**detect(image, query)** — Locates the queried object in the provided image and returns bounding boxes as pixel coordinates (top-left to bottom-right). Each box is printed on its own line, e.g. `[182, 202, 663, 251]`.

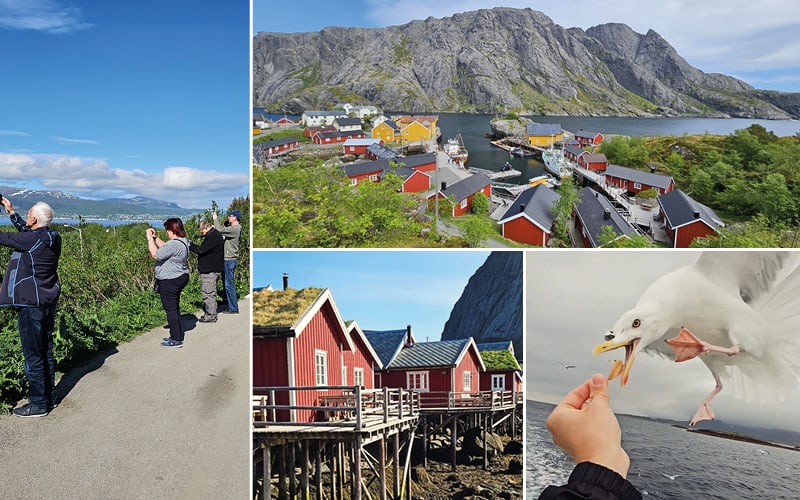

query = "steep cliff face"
[440, 252, 523, 358]
[254, 7, 798, 119]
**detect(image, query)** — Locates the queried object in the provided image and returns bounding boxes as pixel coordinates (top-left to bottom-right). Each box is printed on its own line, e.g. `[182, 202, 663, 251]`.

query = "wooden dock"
[252, 386, 522, 499]
[468, 165, 521, 180]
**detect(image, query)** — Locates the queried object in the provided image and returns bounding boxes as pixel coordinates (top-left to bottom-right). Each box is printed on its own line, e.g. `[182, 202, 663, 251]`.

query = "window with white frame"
[406, 371, 429, 392]
[350, 178, 357, 186]
[460, 199, 468, 209]
[491, 374, 505, 391]
[342, 366, 347, 386]
[369, 174, 378, 182]
[314, 350, 328, 386]
[463, 371, 472, 392]
[354, 368, 365, 388]
[633, 182, 642, 189]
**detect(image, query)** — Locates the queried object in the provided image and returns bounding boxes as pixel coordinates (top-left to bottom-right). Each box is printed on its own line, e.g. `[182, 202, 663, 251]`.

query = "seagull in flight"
[558, 361, 576, 370]
[594, 252, 800, 426]
[661, 473, 681, 480]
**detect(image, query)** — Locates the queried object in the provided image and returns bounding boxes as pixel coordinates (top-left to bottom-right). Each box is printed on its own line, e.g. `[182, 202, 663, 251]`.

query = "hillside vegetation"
[0, 197, 250, 412]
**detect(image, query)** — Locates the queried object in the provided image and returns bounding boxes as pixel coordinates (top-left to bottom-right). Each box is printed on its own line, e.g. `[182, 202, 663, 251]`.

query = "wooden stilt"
[337, 441, 345, 497]
[483, 412, 489, 470]
[354, 436, 363, 500]
[393, 433, 400, 499]
[315, 442, 322, 500]
[379, 434, 387, 500]
[422, 418, 428, 468]
[263, 445, 272, 500]
[451, 415, 458, 472]
[289, 443, 297, 499]
[278, 444, 287, 500]
[329, 442, 337, 500]
[301, 441, 310, 500]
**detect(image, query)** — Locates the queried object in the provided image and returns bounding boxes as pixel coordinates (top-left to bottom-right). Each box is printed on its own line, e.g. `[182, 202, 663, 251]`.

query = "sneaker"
[160, 339, 183, 348]
[13, 402, 48, 418]
[199, 317, 217, 323]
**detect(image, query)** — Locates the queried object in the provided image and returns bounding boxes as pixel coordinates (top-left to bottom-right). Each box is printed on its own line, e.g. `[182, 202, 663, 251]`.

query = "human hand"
[545, 374, 630, 478]
[1, 196, 13, 213]
[211, 211, 218, 220]
[146, 228, 156, 238]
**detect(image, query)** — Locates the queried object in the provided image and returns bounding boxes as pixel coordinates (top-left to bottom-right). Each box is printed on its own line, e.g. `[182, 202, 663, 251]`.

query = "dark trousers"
[157, 273, 189, 341]
[18, 304, 57, 408]
[223, 259, 238, 313]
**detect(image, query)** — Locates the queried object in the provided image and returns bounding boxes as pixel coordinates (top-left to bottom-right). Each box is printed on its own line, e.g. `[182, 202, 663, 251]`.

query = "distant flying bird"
[594, 252, 800, 427]
[558, 362, 576, 370]
[661, 473, 681, 480]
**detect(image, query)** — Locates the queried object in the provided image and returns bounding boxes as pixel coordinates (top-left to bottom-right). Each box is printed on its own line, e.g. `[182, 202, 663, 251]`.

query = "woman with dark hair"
[146, 218, 190, 348]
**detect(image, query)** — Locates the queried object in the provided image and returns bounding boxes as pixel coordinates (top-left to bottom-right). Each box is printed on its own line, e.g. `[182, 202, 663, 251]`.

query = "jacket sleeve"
[538, 462, 642, 500]
[10, 212, 30, 232]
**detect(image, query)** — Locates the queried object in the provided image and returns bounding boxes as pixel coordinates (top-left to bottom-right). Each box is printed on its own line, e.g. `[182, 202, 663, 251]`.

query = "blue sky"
[0, 1, 249, 209]
[252, 250, 492, 341]
[254, 0, 800, 92]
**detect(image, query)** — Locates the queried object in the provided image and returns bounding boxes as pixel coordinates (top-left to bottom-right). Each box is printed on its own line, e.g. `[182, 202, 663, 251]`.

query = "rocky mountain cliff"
[254, 7, 800, 119]
[440, 252, 522, 358]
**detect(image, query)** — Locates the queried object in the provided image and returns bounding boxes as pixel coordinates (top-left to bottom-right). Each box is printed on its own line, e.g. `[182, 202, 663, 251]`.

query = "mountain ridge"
[0, 185, 199, 220]
[254, 7, 800, 119]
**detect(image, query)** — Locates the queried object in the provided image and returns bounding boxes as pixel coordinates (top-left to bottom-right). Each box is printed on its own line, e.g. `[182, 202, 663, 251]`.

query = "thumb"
[589, 373, 610, 403]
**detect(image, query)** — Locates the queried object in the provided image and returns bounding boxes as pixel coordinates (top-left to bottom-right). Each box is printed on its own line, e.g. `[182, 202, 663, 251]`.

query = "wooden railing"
[252, 385, 420, 430]
[416, 390, 520, 410]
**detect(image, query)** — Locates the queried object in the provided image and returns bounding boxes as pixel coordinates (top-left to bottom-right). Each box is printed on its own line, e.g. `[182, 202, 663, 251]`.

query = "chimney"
[604, 208, 611, 220]
[282, 273, 289, 290]
[520, 203, 526, 213]
[693, 210, 700, 219]
[441, 181, 447, 191]
[406, 325, 414, 347]
[650, 165, 656, 173]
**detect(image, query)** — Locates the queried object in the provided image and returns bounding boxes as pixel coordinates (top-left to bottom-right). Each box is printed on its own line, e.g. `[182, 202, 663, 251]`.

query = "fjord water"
[436, 113, 800, 185]
[527, 401, 800, 499]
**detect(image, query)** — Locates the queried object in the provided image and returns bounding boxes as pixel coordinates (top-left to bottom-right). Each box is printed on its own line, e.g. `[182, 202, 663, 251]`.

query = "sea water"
[526, 400, 800, 499]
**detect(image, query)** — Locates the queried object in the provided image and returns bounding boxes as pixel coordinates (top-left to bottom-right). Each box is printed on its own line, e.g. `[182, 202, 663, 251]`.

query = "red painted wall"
[253, 336, 290, 420]
[502, 217, 548, 247]
[401, 171, 430, 193]
[347, 334, 376, 390]
[673, 220, 716, 248]
[453, 346, 482, 393]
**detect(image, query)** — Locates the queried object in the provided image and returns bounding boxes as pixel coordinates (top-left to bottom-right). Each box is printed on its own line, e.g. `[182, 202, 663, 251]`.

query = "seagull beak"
[593, 338, 641, 386]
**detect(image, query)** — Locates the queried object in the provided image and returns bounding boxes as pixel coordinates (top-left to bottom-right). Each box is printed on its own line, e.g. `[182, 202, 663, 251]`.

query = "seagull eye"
[632, 319, 641, 328]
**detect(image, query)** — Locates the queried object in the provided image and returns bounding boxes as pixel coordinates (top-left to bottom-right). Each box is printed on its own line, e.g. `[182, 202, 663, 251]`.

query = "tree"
[690, 214, 783, 248]
[597, 225, 653, 248]
[550, 178, 580, 245]
[471, 192, 489, 215]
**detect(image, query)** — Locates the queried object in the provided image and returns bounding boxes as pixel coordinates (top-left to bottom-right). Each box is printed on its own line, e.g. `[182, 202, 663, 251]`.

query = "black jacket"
[189, 227, 224, 274]
[538, 462, 642, 500]
[0, 212, 61, 307]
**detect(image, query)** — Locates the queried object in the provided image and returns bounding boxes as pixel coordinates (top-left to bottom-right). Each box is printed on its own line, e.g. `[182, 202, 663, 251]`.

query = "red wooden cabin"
[574, 130, 604, 148]
[428, 174, 491, 217]
[497, 184, 560, 247]
[476, 342, 523, 394]
[657, 189, 724, 248]
[605, 164, 674, 195]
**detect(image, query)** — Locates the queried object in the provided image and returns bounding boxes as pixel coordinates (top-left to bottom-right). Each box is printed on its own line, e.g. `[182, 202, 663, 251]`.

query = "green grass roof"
[252, 287, 325, 327]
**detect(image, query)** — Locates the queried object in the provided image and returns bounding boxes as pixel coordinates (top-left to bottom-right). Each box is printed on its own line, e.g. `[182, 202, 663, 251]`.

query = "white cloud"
[0, 152, 249, 208]
[53, 136, 100, 145]
[0, 129, 29, 136]
[0, 0, 92, 34]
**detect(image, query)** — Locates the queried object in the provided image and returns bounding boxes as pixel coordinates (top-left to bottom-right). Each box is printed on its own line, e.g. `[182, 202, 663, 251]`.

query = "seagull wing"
[692, 252, 796, 304]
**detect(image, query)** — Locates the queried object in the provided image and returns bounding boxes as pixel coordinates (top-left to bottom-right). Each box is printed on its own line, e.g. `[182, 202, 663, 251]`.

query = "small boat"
[510, 146, 535, 158]
[444, 133, 468, 166]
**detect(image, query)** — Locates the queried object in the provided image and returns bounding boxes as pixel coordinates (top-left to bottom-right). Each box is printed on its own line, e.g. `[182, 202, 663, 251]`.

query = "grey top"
[155, 237, 189, 280]
[214, 221, 242, 260]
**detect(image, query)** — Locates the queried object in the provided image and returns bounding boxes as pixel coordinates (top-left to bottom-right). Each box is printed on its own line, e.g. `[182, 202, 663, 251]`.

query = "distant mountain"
[254, 7, 800, 118]
[0, 186, 199, 220]
[440, 252, 523, 357]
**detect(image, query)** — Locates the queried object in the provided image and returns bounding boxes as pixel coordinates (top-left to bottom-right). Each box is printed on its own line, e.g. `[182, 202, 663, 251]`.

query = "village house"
[253, 113, 270, 130]
[363, 326, 416, 388]
[340, 103, 379, 119]
[301, 110, 348, 127]
[564, 144, 585, 163]
[428, 173, 492, 217]
[526, 123, 563, 148]
[344, 321, 384, 389]
[578, 153, 609, 172]
[657, 189, 724, 248]
[394, 115, 439, 143]
[372, 119, 401, 143]
[367, 142, 401, 160]
[342, 159, 431, 192]
[252, 286, 371, 422]
[395, 152, 437, 174]
[497, 184, 560, 247]
[304, 126, 335, 139]
[476, 342, 523, 394]
[377, 337, 486, 407]
[343, 138, 383, 156]
[573, 187, 637, 247]
[334, 117, 363, 132]
[573, 130, 604, 148]
[605, 164, 675, 195]
[258, 137, 301, 158]
[274, 116, 295, 126]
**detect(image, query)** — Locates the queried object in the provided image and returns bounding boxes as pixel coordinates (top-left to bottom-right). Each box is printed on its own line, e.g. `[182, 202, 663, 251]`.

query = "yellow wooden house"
[526, 123, 563, 147]
[395, 115, 439, 144]
[371, 120, 400, 143]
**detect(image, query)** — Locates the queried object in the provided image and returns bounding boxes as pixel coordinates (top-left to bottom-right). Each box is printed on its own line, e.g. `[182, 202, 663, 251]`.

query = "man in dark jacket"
[189, 221, 224, 323]
[0, 197, 62, 417]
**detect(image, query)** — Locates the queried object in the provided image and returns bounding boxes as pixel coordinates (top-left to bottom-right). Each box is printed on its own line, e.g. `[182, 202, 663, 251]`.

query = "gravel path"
[0, 299, 251, 500]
